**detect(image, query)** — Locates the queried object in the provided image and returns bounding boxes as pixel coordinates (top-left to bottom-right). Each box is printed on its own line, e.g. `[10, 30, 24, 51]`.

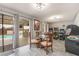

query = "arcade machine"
[59, 29, 65, 40]
[65, 24, 79, 55]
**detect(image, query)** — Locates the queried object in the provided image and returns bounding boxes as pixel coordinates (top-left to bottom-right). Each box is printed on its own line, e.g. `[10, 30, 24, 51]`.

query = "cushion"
[41, 41, 52, 46]
[31, 39, 40, 44]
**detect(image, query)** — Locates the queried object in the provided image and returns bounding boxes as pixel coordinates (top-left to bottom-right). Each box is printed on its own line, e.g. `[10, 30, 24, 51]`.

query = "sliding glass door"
[0, 14, 3, 52]
[3, 15, 13, 51]
[19, 19, 29, 47]
[0, 14, 14, 52]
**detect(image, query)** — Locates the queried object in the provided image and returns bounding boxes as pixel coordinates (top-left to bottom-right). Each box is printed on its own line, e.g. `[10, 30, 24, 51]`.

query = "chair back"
[44, 32, 53, 42]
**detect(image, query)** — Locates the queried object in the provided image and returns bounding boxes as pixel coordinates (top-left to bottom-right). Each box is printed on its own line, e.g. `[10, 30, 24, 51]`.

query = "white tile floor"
[9, 40, 76, 56]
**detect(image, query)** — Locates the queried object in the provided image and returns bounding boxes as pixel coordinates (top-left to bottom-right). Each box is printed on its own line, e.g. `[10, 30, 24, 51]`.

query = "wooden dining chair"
[40, 32, 53, 54]
[30, 31, 41, 48]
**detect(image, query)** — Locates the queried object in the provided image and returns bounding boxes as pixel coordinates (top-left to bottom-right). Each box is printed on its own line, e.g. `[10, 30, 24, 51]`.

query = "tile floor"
[9, 40, 76, 56]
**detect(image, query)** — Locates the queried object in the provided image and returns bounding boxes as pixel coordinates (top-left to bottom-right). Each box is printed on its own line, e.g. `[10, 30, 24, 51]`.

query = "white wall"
[74, 12, 79, 26]
[51, 20, 74, 29]
[30, 20, 48, 39]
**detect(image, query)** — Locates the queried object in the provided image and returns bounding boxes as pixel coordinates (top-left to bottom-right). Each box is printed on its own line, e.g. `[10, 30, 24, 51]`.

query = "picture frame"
[34, 19, 40, 30]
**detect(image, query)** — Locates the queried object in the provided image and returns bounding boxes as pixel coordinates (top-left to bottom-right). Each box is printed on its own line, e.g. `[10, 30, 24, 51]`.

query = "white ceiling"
[0, 3, 79, 22]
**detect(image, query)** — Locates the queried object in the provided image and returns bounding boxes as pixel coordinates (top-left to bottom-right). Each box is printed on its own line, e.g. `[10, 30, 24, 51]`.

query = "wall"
[30, 20, 48, 39]
[51, 20, 74, 29]
[74, 12, 79, 26]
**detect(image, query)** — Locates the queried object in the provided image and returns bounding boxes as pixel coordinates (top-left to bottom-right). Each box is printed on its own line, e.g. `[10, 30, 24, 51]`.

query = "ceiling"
[0, 3, 79, 22]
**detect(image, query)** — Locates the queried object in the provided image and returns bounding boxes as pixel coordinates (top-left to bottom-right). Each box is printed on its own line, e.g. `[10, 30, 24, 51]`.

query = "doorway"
[18, 18, 29, 47]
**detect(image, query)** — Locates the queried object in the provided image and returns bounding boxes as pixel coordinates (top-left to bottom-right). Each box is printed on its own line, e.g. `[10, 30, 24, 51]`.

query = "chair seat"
[31, 39, 40, 44]
[41, 41, 52, 47]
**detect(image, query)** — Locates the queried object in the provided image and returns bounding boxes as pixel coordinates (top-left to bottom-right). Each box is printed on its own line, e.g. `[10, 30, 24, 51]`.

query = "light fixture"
[46, 15, 64, 22]
[32, 3, 48, 10]
[49, 15, 63, 20]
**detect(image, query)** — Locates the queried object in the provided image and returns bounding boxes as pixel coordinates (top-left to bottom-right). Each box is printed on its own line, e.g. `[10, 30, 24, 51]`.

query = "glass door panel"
[19, 19, 29, 47]
[3, 15, 13, 51]
[0, 14, 3, 52]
